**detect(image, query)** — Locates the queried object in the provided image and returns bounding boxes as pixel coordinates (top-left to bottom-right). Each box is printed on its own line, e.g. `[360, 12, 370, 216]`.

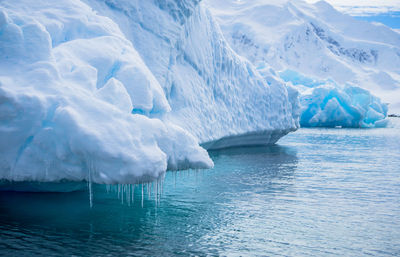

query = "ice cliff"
[205, 0, 400, 125]
[0, 0, 299, 186]
[84, 0, 299, 145]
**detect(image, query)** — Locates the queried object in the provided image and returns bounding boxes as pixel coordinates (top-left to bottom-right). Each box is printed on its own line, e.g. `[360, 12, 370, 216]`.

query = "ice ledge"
[201, 129, 294, 150]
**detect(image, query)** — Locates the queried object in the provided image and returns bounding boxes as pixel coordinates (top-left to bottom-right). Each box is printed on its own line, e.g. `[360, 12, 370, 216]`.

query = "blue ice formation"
[278, 69, 388, 128]
[300, 85, 388, 128]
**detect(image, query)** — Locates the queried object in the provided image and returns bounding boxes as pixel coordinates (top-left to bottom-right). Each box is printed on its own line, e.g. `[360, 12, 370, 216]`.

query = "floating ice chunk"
[0, 0, 300, 190]
[278, 69, 389, 128]
[300, 84, 388, 128]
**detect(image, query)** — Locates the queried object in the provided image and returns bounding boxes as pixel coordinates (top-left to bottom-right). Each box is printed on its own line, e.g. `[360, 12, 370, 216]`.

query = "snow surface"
[83, 0, 299, 143]
[0, 0, 299, 187]
[205, 0, 400, 116]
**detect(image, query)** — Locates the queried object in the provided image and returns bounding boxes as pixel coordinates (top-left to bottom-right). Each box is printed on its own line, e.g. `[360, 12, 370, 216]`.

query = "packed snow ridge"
[205, 0, 400, 123]
[0, 0, 299, 186]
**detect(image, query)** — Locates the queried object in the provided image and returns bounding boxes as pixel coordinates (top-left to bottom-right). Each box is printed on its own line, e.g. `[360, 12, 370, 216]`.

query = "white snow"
[0, 0, 212, 185]
[83, 0, 299, 145]
[205, 0, 400, 116]
[0, 0, 299, 187]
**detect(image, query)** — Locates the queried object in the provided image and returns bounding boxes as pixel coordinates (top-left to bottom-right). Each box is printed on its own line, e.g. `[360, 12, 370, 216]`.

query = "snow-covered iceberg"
[84, 0, 299, 145]
[0, 2, 212, 185]
[205, 0, 400, 115]
[0, 0, 299, 187]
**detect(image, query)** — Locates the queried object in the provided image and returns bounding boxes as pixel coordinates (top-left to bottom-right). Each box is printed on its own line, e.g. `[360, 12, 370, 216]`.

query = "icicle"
[88, 159, 92, 207]
[174, 171, 176, 188]
[118, 184, 121, 199]
[88, 179, 93, 208]
[132, 185, 135, 204]
[127, 185, 130, 206]
[141, 184, 144, 208]
[154, 181, 157, 206]
[158, 179, 161, 206]
[121, 184, 124, 204]
[87, 158, 93, 208]
[160, 178, 163, 202]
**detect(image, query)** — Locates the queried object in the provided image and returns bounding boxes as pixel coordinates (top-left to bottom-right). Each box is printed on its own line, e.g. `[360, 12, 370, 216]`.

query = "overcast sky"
[305, 0, 400, 15]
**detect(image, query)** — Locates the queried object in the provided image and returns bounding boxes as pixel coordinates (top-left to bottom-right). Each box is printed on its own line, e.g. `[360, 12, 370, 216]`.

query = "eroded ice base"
[202, 129, 293, 150]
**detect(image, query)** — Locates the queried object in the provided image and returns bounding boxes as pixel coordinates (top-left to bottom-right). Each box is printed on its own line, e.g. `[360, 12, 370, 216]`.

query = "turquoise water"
[1, 120, 400, 256]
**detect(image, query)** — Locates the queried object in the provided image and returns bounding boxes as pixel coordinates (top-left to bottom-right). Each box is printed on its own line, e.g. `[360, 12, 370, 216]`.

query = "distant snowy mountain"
[205, 0, 400, 122]
[0, 0, 298, 188]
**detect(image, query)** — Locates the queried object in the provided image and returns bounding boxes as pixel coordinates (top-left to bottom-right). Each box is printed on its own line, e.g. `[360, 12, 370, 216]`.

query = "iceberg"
[84, 0, 299, 145]
[0, 0, 299, 188]
[0, 4, 211, 185]
[280, 70, 388, 127]
[300, 83, 388, 128]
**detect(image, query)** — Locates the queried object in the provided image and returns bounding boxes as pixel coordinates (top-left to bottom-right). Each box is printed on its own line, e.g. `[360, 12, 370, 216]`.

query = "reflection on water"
[1, 123, 400, 256]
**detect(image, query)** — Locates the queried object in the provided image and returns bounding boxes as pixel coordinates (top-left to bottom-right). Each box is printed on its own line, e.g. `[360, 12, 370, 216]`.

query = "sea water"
[1, 119, 399, 256]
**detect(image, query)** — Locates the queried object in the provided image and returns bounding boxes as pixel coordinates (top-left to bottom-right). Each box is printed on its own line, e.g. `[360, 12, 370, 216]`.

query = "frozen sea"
[1, 119, 400, 256]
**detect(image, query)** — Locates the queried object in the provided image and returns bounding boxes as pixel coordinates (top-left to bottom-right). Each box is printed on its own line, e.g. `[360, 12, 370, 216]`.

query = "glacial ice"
[0, 0, 299, 188]
[0, 1, 211, 185]
[300, 83, 388, 128]
[84, 0, 299, 145]
[280, 70, 388, 127]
